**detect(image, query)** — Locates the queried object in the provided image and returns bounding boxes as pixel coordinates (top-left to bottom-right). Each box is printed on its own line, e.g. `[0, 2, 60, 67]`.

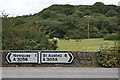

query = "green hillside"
[2, 2, 119, 50]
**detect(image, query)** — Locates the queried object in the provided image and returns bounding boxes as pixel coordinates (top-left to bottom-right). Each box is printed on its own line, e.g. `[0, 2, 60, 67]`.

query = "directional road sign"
[40, 52, 74, 63]
[6, 51, 74, 64]
[6, 52, 38, 63]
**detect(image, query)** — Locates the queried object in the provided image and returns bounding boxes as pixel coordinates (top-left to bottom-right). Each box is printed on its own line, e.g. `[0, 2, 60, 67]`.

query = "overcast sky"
[0, 0, 120, 17]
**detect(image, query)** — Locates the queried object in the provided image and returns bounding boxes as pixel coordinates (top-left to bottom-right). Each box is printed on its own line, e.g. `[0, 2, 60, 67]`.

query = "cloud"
[0, 0, 53, 16]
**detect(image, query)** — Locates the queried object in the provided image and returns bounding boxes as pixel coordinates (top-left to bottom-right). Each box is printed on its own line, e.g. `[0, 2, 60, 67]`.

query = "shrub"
[51, 39, 58, 50]
[104, 33, 118, 40]
[98, 43, 119, 67]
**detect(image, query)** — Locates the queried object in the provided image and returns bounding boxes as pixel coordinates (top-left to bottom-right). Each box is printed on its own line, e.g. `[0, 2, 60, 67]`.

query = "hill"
[2, 2, 119, 50]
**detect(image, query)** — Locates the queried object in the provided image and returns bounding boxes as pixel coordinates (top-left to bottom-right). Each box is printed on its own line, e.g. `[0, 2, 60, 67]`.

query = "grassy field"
[57, 38, 116, 51]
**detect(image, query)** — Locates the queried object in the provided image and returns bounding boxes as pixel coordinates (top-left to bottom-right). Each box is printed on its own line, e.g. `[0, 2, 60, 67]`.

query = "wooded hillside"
[2, 2, 119, 50]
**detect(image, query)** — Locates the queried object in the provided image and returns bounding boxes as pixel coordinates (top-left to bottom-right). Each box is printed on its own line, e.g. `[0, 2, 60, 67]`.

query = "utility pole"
[84, 15, 91, 39]
[88, 18, 90, 39]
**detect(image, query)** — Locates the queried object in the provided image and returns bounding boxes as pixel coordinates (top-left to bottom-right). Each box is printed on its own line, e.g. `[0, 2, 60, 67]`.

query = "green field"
[57, 38, 116, 51]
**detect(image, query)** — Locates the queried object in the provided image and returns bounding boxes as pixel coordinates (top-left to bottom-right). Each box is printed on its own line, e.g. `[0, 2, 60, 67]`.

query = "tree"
[106, 9, 117, 17]
[104, 33, 118, 40]
[92, 2, 106, 14]
[0, 10, 9, 18]
[40, 10, 51, 19]
[90, 26, 100, 38]
[2, 24, 58, 50]
[14, 18, 25, 26]
[73, 10, 84, 18]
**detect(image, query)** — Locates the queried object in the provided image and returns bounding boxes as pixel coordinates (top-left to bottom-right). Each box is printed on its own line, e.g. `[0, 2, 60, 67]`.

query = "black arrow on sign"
[6, 53, 11, 63]
[68, 53, 74, 63]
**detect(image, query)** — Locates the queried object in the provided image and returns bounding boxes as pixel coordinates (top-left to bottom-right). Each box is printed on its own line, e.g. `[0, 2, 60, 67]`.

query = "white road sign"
[40, 52, 74, 63]
[6, 52, 38, 63]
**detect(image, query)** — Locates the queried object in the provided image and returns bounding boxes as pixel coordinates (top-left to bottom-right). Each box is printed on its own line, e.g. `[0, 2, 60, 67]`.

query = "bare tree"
[0, 10, 10, 18]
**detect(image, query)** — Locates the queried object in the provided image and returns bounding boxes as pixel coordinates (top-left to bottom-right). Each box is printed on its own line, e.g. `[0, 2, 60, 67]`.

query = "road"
[2, 67, 118, 78]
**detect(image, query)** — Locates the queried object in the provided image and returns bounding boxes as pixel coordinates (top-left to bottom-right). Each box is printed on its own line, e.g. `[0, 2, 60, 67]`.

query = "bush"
[98, 43, 119, 67]
[104, 33, 118, 40]
[2, 26, 56, 50]
[69, 34, 87, 39]
[51, 39, 58, 50]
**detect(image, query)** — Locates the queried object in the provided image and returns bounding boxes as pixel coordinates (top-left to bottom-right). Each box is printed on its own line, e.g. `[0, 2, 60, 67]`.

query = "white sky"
[0, 0, 120, 17]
